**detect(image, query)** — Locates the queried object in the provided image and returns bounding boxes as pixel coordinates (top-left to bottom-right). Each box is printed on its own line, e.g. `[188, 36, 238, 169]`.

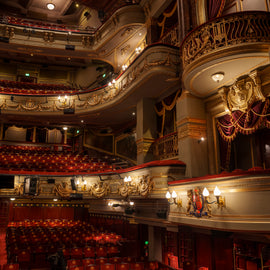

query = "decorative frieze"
[177, 118, 206, 140]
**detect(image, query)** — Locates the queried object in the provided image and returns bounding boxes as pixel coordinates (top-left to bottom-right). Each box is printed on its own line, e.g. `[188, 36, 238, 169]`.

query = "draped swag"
[155, 89, 181, 137]
[208, 0, 226, 19]
[216, 98, 270, 170]
[157, 0, 177, 38]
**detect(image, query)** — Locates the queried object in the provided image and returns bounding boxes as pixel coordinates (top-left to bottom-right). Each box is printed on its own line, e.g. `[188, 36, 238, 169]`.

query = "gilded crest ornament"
[219, 70, 265, 113]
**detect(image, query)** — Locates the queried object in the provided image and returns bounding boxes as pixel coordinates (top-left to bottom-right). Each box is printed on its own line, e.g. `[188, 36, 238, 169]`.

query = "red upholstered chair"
[107, 246, 119, 257]
[129, 262, 144, 270]
[83, 258, 95, 267]
[85, 265, 100, 270]
[67, 259, 82, 270]
[3, 264, 19, 270]
[17, 250, 31, 270]
[109, 257, 121, 264]
[96, 258, 107, 265]
[70, 267, 84, 270]
[122, 257, 135, 263]
[147, 261, 159, 270]
[96, 246, 107, 258]
[116, 263, 129, 270]
[63, 248, 70, 259]
[100, 263, 115, 270]
[84, 246, 96, 258]
[70, 247, 83, 259]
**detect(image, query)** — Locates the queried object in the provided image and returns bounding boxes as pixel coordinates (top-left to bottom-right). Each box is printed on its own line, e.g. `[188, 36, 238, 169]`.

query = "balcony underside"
[182, 11, 270, 98]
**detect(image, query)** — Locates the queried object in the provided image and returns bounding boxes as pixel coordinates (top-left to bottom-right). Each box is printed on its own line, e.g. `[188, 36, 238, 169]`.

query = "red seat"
[130, 262, 144, 270]
[3, 264, 19, 270]
[109, 257, 121, 264]
[96, 258, 107, 265]
[116, 263, 129, 270]
[85, 265, 100, 270]
[70, 247, 83, 259]
[147, 261, 158, 270]
[100, 264, 115, 270]
[67, 259, 81, 270]
[96, 247, 107, 258]
[83, 258, 95, 267]
[84, 246, 96, 258]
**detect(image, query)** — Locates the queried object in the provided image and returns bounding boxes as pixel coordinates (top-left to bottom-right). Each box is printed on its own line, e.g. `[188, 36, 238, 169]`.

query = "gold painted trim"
[176, 117, 206, 127]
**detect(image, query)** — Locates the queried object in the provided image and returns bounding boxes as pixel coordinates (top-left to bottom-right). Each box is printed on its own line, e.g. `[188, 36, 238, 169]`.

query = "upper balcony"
[181, 11, 270, 98]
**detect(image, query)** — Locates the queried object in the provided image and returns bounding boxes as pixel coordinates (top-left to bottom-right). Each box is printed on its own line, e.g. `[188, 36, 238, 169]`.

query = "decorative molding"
[177, 118, 206, 140]
[219, 70, 265, 113]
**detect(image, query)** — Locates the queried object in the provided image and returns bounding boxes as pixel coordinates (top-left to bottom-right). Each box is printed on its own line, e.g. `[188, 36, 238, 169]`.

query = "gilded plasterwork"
[219, 71, 265, 113]
[182, 12, 270, 67]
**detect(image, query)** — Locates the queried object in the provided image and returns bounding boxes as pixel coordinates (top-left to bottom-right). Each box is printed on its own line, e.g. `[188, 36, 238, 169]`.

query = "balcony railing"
[182, 11, 270, 68]
[159, 24, 180, 47]
[153, 132, 178, 160]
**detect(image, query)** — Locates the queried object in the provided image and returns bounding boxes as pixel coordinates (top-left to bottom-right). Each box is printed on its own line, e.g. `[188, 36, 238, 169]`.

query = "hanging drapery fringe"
[154, 89, 181, 137]
[216, 98, 270, 142]
[157, 1, 177, 37]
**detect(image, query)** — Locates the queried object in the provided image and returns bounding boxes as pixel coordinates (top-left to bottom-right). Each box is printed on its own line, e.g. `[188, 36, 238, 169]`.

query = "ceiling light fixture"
[211, 72, 225, 83]
[47, 3, 55, 10]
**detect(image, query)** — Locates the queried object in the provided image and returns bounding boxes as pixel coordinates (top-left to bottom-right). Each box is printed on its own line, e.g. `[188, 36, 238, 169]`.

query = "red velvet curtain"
[217, 99, 269, 142]
[10, 206, 74, 221]
[216, 98, 270, 171]
[208, 0, 226, 19]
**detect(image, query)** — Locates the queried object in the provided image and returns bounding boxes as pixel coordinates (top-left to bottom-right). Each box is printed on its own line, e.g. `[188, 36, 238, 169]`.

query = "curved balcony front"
[0, 44, 180, 126]
[182, 11, 270, 98]
[0, 5, 146, 71]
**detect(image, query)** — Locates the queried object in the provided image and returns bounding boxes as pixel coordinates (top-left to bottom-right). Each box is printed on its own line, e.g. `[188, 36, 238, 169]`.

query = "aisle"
[0, 229, 7, 266]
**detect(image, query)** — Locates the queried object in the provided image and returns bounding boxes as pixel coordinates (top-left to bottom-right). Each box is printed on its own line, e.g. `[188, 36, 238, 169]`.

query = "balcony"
[153, 132, 178, 160]
[181, 11, 270, 98]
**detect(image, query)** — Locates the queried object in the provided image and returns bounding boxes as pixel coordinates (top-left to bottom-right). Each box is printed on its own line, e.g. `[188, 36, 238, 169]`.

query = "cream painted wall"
[223, 0, 268, 14]
[78, 8, 101, 31]
[74, 65, 99, 88]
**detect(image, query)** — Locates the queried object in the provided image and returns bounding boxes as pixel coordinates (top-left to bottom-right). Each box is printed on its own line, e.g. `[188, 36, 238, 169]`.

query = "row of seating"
[0, 145, 116, 173]
[0, 79, 77, 91]
[2, 15, 96, 33]
[1, 260, 159, 270]
[66, 258, 158, 270]
[0, 86, 78, 95]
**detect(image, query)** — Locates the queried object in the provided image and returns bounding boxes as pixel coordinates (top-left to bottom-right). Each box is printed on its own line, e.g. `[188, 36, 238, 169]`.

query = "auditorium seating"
[0, 79, 78, 95]
[2, 15, 95, 33]
[0, 145, 116, 173]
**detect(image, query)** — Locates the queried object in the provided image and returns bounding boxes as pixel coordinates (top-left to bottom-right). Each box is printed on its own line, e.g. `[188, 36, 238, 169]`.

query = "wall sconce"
[203, 186, 225, 208]
[166, 190, 182, 207]
[124, 176, 132, 183]
[58, 95, 68, 105]
[198, 137, 205, 144]
[122, 64, 128, 71]
[135, 47, 142, 54]
[82, 178, 87, 191]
